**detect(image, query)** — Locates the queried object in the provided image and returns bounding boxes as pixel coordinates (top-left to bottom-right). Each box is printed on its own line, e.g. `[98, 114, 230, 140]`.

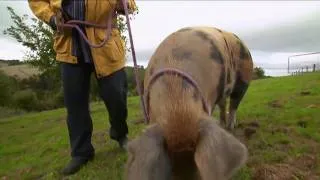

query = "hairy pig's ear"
[125, 124, 172, 180]
[194, 119, 248, 180]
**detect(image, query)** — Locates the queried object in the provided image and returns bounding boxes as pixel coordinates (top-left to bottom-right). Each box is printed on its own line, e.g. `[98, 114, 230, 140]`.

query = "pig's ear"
[194, 119, 248, 180]
[125, 124, 172, 180]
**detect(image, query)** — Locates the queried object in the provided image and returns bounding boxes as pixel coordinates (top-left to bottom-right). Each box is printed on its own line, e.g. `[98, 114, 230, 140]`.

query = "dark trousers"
[60, 62, 128, 159]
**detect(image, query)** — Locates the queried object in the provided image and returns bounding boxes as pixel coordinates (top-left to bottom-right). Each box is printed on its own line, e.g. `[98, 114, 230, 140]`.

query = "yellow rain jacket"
[28, 0, 137, 78]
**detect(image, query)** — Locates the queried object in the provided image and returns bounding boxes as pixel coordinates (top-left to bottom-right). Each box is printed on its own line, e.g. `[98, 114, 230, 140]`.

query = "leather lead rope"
[121, 0, 150, 124]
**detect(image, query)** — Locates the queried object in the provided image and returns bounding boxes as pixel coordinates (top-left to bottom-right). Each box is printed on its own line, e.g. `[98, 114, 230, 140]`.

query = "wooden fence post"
[313, 64, 316, 72]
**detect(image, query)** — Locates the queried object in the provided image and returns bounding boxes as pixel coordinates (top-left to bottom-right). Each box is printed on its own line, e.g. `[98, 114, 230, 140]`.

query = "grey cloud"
[0, 1, 32, 39]
[240, 10, 320, 53]
[126, 49, 153, 65]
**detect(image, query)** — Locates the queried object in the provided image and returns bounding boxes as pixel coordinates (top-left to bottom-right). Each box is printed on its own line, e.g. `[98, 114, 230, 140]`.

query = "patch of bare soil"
[238, 121, 260, 129]
[306, 104, 320, 108]
[234, 117, 320, 179]
[253, 154, 319, 180]
[132, 118, 145, 124]
[92, 131, 107, 145]
[253, 163, 303, 180]
[244, 127, 257, 139]
[297, 120, 308, 128]
[300, 91, 311, 96]
[45, 116, 66, 123]
[17, 168, 33, 177]
[59, 149, 69, 156]
[235, 120, 260, 140]
[231, 121, 261, 147]
[290, 154, 318, 171]
[238, 121, 320, 179]
[270, 127, 293, 135]
[268, 100, 284, 108]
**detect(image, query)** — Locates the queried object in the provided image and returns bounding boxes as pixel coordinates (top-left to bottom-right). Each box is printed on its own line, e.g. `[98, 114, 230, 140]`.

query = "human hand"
[50, 11, 71, 34]
[49, 15, 57, 31]
[116, 0, 129, 14]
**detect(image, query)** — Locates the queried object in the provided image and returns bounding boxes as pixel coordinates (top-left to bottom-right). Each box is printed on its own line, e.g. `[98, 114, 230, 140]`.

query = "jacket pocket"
[53, 33, 70, 54]
[95, 29, 125, 63]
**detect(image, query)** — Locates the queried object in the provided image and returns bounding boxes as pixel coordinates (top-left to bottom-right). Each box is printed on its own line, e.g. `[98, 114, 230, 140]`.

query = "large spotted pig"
[125, 26, 253, 180]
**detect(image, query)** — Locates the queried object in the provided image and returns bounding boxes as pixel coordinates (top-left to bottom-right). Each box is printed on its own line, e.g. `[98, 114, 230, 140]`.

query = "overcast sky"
[1, 1, 320, 76]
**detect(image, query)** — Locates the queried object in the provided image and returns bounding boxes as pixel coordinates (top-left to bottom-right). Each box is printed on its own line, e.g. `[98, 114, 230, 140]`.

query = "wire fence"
[253, 52, 320, 77]
[288, 52, 320, 76]
[289, 63, 320, 76]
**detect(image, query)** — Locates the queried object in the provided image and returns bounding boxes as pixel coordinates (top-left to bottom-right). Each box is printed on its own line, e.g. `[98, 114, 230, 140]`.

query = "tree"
[0, 70, 18, 106]
[3, 7, 56, 71]
[253, 66, 265, 79]
[125, 66, 145, 96]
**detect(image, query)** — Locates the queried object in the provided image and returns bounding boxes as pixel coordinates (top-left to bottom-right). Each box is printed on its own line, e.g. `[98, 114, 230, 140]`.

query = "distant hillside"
[0, 60, 144, 81]
[0, 61, 8, 68]
[0, 59, 25, 66]
[0, 64, 40, 79]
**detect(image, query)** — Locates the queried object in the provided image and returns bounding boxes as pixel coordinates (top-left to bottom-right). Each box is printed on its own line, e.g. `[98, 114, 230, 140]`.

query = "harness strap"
[144, 68, 212, 123]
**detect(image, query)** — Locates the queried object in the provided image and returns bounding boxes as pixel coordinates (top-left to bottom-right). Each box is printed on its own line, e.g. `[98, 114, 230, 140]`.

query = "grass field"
[1, 72, 320, 180]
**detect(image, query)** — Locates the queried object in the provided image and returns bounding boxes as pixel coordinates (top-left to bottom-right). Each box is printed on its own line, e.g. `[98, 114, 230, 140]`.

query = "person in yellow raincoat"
[28, 0, 137, 175]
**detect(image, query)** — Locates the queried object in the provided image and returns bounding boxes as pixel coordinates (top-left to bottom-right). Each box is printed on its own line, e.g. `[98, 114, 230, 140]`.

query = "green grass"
[1, 72, 320, 179]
